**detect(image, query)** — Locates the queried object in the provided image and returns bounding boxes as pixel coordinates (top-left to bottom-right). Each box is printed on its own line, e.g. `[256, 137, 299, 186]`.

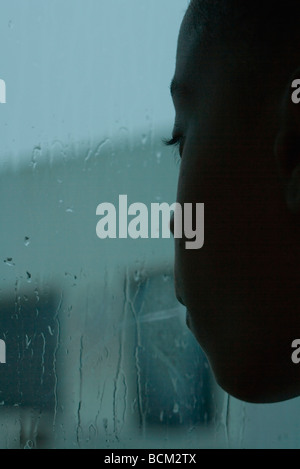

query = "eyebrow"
[170, 78, 190, 100]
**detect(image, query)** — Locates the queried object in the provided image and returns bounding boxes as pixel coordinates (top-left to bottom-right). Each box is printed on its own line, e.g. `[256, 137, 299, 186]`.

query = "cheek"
[174, 132, 285, 317]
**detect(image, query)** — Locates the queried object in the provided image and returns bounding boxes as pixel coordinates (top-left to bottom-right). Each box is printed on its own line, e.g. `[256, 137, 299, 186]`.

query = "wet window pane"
[0, 0, 300, 450]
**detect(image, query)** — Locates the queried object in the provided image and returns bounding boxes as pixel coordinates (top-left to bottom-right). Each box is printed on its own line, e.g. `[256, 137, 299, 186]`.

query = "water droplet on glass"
[4, 258, 15, 267]
[173, 403, 179, 414]
[24, 440, 34, 450]
[24, 236, 30, 246]
[31, 146, 41, 170]
[134, 270, 141, 282]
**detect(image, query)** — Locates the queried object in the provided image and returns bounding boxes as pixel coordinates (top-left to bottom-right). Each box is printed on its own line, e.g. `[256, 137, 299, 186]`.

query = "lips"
[174, 272, 185, 306]
[185, 310, 191, 329]
[175, 288, 191, 329]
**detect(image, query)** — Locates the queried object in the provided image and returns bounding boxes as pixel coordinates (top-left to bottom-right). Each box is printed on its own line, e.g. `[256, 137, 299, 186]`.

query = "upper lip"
[186, 312, 191, 329]
[174, 276, 185, 306]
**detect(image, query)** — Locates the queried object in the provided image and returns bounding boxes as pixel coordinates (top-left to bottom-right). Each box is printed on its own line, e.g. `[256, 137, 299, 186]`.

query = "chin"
[209, 353, 300, 404]
[186, 320, 300, 404]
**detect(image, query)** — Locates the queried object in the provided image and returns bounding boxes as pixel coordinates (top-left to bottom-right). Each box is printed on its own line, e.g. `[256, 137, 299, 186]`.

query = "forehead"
[174, 8, 258, 99]
[172, 10, 263, 129]
[174, 9, 223, 96]
[173, 14, 202, 95]
[176, 9, 203, 69]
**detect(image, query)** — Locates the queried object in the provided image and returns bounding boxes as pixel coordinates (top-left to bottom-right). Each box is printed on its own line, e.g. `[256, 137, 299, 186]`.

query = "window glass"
[0, 0, 299, 450]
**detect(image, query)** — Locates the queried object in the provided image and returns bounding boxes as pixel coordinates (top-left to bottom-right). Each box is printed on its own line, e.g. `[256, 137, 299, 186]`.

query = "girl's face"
[169, 8, 300, 403]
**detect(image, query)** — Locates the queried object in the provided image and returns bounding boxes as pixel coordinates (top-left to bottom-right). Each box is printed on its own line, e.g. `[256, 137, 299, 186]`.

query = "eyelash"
[162, 135, 185, 166]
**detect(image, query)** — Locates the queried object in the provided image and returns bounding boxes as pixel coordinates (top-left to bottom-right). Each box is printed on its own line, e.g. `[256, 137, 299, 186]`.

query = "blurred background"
[0, 0, 299, 449]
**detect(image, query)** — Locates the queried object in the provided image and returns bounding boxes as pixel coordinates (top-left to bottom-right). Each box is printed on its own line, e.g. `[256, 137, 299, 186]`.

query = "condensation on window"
[0, 0, 299, 450]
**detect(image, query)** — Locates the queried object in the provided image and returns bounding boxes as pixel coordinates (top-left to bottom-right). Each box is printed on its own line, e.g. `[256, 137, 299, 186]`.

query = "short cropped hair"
[187, 1, 300, 76]
[188, 0, 300, 54]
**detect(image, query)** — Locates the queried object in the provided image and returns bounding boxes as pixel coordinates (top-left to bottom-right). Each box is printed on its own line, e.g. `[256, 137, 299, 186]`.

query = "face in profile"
[169, 4, 300, 403]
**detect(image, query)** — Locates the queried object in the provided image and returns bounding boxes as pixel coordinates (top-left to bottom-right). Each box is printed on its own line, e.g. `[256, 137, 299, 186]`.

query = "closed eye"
[162, 135, 185, 165]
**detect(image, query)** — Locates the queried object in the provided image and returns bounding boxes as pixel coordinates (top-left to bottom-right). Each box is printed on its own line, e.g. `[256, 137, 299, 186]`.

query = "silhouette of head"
[169, 0, 300, 403]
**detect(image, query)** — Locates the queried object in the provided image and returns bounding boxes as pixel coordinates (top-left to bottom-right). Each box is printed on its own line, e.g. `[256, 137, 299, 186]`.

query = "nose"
[176, 294, 186, 307]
